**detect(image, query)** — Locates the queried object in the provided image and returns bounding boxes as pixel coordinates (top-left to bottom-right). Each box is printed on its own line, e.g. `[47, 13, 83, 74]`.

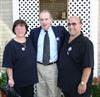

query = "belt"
[37, 61, 56, 65]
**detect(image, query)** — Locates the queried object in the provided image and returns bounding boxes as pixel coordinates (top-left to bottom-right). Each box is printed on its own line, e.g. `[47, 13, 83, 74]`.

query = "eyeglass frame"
[67, 22, 81, 26]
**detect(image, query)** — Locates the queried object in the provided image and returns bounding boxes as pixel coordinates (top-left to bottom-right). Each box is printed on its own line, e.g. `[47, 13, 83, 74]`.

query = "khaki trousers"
[36, 63, 61, 97]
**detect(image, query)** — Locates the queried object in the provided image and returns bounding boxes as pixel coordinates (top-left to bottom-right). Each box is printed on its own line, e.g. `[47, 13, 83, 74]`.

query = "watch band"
[80, 81, 86, 85]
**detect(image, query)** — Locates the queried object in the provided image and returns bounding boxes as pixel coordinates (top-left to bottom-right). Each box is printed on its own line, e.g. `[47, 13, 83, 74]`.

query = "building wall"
[18, 0, 98, 76]
[0, 0, 99, 76]
[90, 0, 99, 76]
[19, 0, 91, 37]
[0, 0, 14, 68]
[98, 0, 100, 75]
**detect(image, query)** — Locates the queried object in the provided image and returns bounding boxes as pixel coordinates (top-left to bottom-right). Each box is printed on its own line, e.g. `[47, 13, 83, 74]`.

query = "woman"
[2, 19, 38, 97]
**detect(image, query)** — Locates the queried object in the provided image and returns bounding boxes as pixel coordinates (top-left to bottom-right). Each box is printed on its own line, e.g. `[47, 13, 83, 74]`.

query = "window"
[40, 0, 68, 20]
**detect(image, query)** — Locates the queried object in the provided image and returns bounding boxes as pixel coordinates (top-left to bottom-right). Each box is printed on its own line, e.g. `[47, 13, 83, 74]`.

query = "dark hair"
[12, 19, 28, 34]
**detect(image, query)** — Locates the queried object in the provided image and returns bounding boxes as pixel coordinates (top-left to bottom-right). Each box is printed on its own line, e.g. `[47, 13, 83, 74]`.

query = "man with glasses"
[57, 16, 94, 97]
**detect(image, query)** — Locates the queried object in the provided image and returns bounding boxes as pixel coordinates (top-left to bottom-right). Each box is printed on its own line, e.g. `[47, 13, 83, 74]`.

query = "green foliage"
[90, 84, 100, 97]
[0, 72, 7, 91]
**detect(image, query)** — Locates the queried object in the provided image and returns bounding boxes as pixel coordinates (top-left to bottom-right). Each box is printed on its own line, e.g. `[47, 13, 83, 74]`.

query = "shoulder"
[30, 27, 41, 33]
[30, 27, 41, 37]
[52, 25, 66, 30]
[5, 39, 14, 47]
[52, 26, 68, 35]
[81, 36, 93, 48]
[4, 39, 15, 51]
[26, 37, 32, 43]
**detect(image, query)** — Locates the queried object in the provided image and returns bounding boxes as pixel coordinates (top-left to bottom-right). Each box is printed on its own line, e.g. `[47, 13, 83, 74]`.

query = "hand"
[77, 83, 87, 95]
[8, 78, 15, 87]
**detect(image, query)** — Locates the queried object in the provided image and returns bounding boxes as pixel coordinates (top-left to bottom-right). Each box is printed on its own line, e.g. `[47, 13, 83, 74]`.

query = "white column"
[12, 0, 19, 22]
[90, 0, 99, 77]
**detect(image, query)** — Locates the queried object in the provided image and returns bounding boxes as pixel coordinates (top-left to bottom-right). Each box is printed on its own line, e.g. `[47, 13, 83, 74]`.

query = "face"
[67, 16, 82, 36]
[15, 24, 26, 38]
[39, 12, 52, 31]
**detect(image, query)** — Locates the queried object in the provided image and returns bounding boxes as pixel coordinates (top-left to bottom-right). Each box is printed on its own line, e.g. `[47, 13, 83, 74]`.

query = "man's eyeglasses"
[67, 22, 80, 26]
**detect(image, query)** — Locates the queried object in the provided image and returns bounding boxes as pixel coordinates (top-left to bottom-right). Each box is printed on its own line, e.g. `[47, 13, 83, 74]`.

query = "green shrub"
[90, 76, 100, 97]
[90, 84, 100, 97]
[0, 72, 7, 92]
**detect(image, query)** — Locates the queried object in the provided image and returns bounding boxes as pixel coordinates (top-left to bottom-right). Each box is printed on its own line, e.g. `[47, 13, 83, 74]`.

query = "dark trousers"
[15, 85, 34, 97]
[62, 90, 90, 97]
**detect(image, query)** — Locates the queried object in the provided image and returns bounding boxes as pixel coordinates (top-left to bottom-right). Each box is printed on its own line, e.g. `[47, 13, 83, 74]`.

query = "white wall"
[12, 0, 99, 76]
[90, 0, 99, 76]
[12, 0, 19, 22]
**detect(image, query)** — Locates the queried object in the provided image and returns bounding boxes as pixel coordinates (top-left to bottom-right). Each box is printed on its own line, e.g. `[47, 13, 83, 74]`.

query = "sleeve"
[62, 26, 70, 44]
[82, 40, 94, 68]
[62, 26, 69, 36]
[2, 43, 14, 68]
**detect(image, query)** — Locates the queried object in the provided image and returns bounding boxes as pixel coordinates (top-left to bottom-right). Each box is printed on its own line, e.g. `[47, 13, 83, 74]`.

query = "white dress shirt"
[37, 26, 58, 63]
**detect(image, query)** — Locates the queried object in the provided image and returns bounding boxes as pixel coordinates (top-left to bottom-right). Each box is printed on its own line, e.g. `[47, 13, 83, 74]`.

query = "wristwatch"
[80, 81, 86, 85]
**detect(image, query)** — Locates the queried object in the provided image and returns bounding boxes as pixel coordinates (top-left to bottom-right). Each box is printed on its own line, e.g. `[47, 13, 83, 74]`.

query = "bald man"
[57, 16, 94, 97]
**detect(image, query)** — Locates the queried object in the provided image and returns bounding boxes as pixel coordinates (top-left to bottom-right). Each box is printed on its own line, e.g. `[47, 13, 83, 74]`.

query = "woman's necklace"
[21, 42, 26, 51]
[14, 37, 26, 51]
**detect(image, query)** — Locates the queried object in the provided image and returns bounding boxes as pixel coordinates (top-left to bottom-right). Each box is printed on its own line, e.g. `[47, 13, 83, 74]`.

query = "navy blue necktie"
[43, 31, 50, 65]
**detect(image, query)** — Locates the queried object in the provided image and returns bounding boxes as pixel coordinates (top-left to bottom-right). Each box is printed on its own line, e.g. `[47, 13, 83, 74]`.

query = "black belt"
[37, 61, 56, 65]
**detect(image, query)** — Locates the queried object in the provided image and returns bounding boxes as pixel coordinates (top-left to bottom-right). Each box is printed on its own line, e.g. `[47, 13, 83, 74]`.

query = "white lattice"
[19, 0, 90, 37]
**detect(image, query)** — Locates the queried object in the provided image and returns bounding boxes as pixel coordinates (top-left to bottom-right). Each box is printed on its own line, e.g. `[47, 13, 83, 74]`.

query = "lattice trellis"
[19, 0, 90, 37]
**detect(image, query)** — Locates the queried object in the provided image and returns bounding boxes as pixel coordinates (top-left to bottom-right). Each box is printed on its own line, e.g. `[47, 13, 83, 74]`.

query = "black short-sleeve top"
[58, 33, 94, 90]
[2, 37, 38, 87]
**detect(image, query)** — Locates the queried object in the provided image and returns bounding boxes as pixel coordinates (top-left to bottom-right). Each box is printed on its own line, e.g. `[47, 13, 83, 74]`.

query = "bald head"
[67, 16, 82, 36]
[68, 16, 82, 24]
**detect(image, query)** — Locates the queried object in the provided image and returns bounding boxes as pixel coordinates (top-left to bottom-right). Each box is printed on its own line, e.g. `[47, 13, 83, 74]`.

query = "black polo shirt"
[58, 33, 94, 91]
[2, 38, 38, 87]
